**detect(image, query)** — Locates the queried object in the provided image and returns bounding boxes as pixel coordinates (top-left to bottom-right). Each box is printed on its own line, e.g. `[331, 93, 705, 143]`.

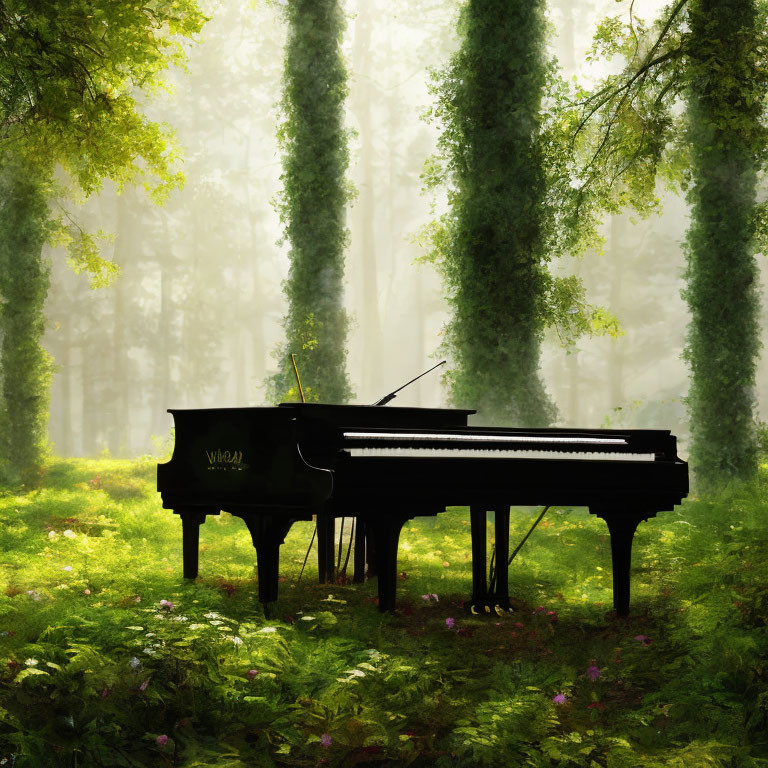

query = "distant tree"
[421, 0, 618, 426]
[268, 0, 353, 404]
[548, 0, 767, 486]
[0, 0, 205, 483]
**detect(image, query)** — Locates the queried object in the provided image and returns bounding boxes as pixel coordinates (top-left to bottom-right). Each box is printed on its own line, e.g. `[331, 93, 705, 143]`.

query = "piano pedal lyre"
[484, 605, 491, 614]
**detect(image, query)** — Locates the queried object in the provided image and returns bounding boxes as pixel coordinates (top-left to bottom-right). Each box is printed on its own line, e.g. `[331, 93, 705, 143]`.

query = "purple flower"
[445, 617, 455, 629]
[138, 679, 149, 691]
[421, 594, 431, 601]
[159, 599, 174, 612]
[246, 669, 259, 679]
[552, 694, 567, 705]
[634, 635, 651, 646]
[431, 593, 439, 602]
[586, 666, 601, 681]
[320, 733, 332, 747]
[156, 735, 168, 747]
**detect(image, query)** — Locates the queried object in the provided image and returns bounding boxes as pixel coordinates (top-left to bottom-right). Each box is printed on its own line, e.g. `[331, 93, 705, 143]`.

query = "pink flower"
[246, 669, 259, 679]
[138, 679, 149, 691]
[430, 593, 439, 602]
[586, 666, 601, 681]
[320, 733, 332, 747]
[552, 694, 567, 705]
[421, 594, 431, 601]
[156, 734, 168, 747]
[159, 599, 174, 611]
[445, 617, 455, 629]
[634, 635, 651, 646]
[83, 589, 91, 595]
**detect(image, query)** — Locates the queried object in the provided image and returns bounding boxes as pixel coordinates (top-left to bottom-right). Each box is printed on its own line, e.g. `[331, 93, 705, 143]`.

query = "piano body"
[156, 403, 688, 616]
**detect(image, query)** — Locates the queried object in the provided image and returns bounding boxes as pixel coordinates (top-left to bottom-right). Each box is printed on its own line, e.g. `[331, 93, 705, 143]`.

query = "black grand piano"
[157, 402, 689, 616]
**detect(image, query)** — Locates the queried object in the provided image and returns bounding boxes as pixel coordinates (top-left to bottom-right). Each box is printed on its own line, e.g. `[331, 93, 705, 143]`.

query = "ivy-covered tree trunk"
[684, 0, 761, 485]
[0, 157, 53, 484]
[270, 0, 352, 403]
[439, 0, 556, 426]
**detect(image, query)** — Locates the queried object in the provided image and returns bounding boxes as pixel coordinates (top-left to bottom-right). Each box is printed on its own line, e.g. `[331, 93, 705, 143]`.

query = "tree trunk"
[0, 158, 52, 483]
[685, 0, 760, 485]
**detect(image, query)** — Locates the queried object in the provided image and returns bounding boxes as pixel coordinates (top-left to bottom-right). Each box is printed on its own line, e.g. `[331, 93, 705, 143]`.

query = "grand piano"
[156, 402, 689, 616]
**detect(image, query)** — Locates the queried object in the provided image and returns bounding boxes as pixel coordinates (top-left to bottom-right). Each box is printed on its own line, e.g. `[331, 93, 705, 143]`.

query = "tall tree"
[0, 0, 205, 482]
[549, 0, 766, 486]
[268, 0, 353, 404]
[422, 0, 617, 426]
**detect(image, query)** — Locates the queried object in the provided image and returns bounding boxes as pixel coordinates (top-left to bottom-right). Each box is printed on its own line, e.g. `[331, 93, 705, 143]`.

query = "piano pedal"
[484, 605, 491, 614]
[470, 605, 479, 615]
[494, 604, 505, 616]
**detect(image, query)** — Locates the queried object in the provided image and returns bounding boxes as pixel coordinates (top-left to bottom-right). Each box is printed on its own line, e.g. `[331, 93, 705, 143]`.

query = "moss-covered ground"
[1, 457, 766, 767]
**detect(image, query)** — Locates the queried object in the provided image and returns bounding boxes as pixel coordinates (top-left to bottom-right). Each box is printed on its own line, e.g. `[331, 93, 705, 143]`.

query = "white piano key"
[346, 447, 655, 461]
[342, 431, 628, 446]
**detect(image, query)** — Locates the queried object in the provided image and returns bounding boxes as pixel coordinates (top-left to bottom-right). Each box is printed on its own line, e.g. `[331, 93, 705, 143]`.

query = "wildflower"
[101, 686, 109, 698]
[231, 637, 243, 645]
[24, 659, 38, 667]
[587, 701, 604, 711]
[63, 566, 73, 572]
[442, 561, 450, 568]
[84, 589, 91, 595]
[532, 606, 545, 615]
[133, 596, 141, 603]
[552, 694, 567, 705]
[514, 621, 523, 629]
[62, 530, 76, 539]
[445, 617, 455, 629]
[156, 734, 168, 747]
[159, 599, 174, 612]
[129, 657, 141, 669]
[586, 666, 601, 681]
[48, 531, 58, 540]
[431, 593, 439, 602]
[320, 733, 332, 747]
[421, 594, 431, 601]
[246, 669, 259, 679]
[138, 679, 149, 691]
[634, 635, 651, 646]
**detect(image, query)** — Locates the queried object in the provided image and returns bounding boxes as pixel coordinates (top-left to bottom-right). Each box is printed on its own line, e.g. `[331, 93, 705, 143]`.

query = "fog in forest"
[42, 0, 768, 459]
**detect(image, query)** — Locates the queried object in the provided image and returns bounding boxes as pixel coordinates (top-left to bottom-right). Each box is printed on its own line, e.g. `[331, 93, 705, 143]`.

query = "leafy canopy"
[0, 0, 207, 284]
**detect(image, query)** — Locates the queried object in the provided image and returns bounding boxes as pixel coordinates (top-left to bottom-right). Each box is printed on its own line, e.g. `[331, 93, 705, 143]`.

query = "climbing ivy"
[268, 0, 354, 404]
[541, 0, 768, 486]
[421, 0, 619, 427]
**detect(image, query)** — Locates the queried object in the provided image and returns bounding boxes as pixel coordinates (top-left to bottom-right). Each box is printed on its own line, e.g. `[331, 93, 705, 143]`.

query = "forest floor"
[0, 457, 767, 768]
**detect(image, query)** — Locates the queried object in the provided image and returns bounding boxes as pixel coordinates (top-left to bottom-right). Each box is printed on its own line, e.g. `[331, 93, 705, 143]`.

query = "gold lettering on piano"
[205, 449, 248, 471]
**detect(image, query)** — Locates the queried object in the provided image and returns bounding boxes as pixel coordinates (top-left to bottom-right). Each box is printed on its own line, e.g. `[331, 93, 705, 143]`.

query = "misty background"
[41, 0, 768, 458]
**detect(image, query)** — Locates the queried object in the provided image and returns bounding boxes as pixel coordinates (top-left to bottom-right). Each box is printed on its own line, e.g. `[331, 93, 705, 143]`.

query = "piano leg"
[591, 509, 653, 617]
[176, 508, 213, 579]
[470, 506, 488, 608]
[316, 510, 336, 584]
[241, 514, 297, 606]
[365, 515, 410, 612]
[493, 507, 510, 610]
[353, 518, 366, 583]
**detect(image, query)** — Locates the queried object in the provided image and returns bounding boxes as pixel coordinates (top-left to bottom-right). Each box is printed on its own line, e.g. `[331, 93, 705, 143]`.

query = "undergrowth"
[0, 457, 766, 767]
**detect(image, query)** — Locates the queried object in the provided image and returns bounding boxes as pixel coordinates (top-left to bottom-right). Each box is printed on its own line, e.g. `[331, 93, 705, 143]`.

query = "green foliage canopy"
[0, 0, 207, 282]
[269, 0, 354, 404]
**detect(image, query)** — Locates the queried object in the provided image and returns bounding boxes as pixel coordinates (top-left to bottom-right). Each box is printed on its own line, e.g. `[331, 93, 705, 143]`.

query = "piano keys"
[156, 402, 688, 616]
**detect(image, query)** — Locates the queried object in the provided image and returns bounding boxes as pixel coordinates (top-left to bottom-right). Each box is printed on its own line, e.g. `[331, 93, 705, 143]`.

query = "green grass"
[1, 457, 767, 767]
